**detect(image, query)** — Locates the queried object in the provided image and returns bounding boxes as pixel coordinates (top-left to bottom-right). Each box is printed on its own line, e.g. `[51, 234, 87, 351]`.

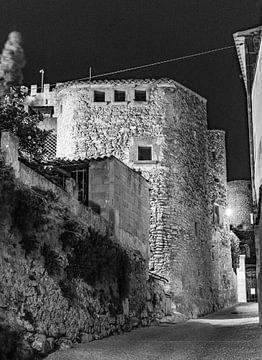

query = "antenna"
[39, 69, 45, 92]
[89, 66, 92, 81]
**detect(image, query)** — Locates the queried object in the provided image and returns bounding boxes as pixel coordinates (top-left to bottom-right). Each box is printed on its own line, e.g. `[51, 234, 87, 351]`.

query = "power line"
[46, 44, 234, 88]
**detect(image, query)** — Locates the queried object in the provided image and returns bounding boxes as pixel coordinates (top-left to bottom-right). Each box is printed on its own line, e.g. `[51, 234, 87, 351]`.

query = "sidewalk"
[46, 303, 261, 360]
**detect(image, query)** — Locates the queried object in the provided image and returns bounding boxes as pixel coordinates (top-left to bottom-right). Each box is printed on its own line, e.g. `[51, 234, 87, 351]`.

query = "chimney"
[44, 83, 50, 93]
[30, 85, 37, 96]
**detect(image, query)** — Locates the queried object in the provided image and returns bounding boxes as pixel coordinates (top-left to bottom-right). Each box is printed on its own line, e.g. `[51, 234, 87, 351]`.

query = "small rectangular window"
[194, 222, 198, 236]
[114, 90, 125, 102]
[135, 90, 146, 101]
[138, 146, 152, 161]
[213, 204, 220, 225]
[94, 90, 105, 102]
[213, 203, 224, 226]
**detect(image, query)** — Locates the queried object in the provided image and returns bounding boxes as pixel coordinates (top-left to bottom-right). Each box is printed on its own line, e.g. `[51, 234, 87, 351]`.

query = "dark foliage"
[0, 31, 25, 95]
[11, 187, 47, 255]
[0, 323, 33, 360]
[41, 243, 61, 277]
[0, 87, 51, 160]
[61, 221, 131, 300]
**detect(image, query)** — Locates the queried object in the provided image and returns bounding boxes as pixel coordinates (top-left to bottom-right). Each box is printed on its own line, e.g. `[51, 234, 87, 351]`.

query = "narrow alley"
[46, 303, 261, 360]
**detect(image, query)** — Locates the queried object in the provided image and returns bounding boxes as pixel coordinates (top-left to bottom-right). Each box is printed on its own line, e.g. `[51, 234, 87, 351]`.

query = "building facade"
[227, 180, 257, 302]
[234, 26, 262, 321]
[26, 78, 237, 317]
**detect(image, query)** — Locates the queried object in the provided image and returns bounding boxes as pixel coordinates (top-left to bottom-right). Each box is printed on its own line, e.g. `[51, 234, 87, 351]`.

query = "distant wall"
[207, 130, 238, 309]
[227, 180, 253, 230]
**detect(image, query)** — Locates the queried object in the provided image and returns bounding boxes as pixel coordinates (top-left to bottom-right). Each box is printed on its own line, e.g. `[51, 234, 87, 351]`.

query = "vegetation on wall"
[0, 31, 25, 96]
[0, 164, 151, 359]
[60, 219, 131, 302]
[1, 169, 142, 314]
[0, 87, 51, 160]
[11, 187, 51, 255]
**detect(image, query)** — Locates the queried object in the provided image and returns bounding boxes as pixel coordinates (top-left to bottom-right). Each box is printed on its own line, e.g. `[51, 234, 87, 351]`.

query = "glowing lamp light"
[225, 208, 233, 217]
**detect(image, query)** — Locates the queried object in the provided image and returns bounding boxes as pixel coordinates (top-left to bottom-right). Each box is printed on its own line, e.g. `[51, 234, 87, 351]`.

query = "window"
[213, 203, 224, 226]
[114, 90, 125, 102]
[94, 90, 105, 102]
[138, 146, 152, 161]
[194, 222, 198, 236]
[211, 251, 215, 261]
[135, 90, 146, 101]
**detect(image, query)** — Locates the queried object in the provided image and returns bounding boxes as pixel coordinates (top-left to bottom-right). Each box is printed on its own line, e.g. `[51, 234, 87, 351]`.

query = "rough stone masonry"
[26, 78, 238, 318]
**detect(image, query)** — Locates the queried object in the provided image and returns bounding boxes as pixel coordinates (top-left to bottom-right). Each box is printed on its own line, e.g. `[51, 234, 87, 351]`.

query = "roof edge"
[54, 78, 207, 103]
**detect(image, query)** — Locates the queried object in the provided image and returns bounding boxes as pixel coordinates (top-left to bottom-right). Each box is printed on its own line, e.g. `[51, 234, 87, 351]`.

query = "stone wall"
[1, 131, 149, 258]
[207, 130, 238, 308]
[227, 180, 253, 229]
[227, 181, 256, 265]
[0, 162, 167, 360]
[51, 79, 238, 317]
[227, 180, 256, 301]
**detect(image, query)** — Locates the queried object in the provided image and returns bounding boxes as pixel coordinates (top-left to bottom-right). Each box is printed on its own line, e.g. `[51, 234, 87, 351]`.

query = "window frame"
[114, 90, 126, 102]
[93, 90, 106, 103]
[134, 89, 147, 102]
[137, 145, 153, 161]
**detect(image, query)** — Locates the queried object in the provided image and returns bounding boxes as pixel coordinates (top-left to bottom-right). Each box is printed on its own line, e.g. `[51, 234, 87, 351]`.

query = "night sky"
[1, 0, 262, 180]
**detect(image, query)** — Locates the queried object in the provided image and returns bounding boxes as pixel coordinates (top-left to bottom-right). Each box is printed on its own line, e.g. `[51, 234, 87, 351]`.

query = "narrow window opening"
[138, 146, 152, 161]
[94, 90, 105, 102]
[135, 90, 146, 101]
[194, 222, 198, 236]
[213, 203, 223, 226]
[114, 90, 125, 102]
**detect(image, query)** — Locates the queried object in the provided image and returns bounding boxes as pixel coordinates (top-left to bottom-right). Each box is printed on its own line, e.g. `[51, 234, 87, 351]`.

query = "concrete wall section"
[88, 157, 150, 258]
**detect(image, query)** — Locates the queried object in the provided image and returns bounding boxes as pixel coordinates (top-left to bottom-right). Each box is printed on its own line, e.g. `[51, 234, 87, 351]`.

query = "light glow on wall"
[225, 207, 233, 217]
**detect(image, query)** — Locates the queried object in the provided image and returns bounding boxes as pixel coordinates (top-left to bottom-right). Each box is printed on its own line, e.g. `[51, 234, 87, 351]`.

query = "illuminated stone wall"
[47, 78, 237, 317]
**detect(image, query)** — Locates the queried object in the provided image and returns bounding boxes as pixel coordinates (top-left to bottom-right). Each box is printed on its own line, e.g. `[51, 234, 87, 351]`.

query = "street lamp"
[225, 207, 233, 217]
[39, 69, 45, 92]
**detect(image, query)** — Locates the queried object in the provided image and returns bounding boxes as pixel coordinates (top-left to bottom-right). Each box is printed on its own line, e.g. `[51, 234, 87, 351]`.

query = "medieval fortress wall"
[26, 79, 237, 317]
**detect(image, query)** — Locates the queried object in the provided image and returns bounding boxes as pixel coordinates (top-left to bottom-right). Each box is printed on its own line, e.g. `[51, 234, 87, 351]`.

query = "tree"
[0, 31, 26, 96]
[0, 87, 51, 160]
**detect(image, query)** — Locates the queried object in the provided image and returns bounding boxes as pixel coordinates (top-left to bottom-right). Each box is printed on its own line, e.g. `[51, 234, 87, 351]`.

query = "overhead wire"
[41, 44, 235, 89]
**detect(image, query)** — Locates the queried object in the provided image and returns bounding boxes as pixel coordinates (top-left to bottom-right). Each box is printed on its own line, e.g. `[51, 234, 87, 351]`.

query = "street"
[46, 303, 261, 360]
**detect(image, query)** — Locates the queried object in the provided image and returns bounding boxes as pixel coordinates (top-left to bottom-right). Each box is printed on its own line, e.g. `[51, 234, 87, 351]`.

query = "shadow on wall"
[0, 322, 34, 360]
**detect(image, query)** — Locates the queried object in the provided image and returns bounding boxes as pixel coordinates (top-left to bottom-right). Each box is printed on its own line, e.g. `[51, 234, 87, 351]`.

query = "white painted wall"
[252, 40, 262, 201]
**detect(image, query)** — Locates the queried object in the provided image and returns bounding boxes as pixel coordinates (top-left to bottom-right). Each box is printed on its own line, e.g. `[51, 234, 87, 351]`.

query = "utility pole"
[89, 66, 92, 81]
[39, 69, 45, 92]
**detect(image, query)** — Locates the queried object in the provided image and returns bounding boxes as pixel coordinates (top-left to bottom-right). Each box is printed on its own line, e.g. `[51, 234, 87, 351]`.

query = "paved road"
[47, 303, 262, 360]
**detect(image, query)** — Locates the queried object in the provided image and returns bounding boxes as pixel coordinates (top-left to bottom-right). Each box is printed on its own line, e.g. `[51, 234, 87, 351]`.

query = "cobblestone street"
[47, 303, 261, 360]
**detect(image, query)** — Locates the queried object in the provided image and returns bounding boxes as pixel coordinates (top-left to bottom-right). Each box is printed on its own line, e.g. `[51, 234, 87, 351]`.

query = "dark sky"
[1, 0, 262, 180]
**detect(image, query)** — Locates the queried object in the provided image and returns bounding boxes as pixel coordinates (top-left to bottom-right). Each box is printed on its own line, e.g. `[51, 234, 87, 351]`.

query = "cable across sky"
[48, 44, 235, 87]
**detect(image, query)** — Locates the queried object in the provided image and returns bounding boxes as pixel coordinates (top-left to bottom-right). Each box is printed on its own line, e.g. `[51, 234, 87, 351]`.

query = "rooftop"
[233, 26, 262, 92]
[54, 77, 207, 102]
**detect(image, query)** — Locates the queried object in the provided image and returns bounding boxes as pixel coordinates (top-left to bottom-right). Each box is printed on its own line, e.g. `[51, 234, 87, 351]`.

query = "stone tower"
[26, 78, 238, 317]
